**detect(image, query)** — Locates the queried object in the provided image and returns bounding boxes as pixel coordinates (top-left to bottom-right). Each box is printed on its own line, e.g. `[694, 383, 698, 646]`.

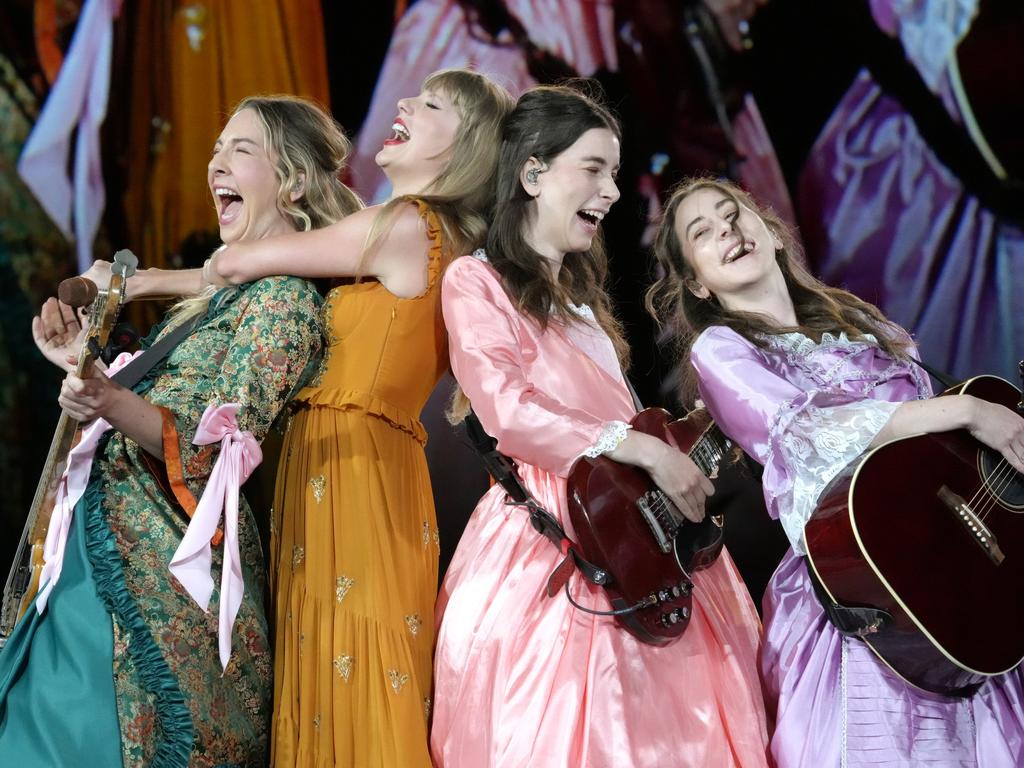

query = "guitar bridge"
[636, 491, 673, 554]
[938, 485, 1005, 565]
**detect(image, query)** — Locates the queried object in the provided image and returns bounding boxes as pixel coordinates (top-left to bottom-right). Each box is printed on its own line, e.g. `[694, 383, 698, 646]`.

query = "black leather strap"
[806, 560, 893, 638]
[463, 410, 609, 586]
[110, 314, 202, 389]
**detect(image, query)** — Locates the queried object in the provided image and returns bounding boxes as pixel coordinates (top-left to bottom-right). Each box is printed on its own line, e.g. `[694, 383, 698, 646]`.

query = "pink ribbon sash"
[168, 403, 261, 671]
[36, 350, 142, 612]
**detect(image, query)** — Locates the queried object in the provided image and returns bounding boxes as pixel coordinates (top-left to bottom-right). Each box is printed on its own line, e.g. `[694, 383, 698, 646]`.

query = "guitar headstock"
[75, 249, 137, 377]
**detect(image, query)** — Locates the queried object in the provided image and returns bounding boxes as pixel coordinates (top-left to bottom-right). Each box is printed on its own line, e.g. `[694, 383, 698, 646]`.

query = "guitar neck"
[689, 425, 732, 477]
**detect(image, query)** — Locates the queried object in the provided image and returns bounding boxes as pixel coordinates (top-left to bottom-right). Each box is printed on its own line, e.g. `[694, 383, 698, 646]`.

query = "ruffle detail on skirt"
[293, 388, 427, 444]
[81, 474, 194, 767]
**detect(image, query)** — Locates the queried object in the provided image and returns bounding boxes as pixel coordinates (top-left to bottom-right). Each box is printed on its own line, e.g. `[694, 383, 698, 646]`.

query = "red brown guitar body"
[566, 408, 730, 646]
[805, 375, 1024, 696]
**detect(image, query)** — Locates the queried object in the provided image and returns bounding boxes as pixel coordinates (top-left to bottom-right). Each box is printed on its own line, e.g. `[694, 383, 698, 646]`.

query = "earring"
[526, 168, 540, 185]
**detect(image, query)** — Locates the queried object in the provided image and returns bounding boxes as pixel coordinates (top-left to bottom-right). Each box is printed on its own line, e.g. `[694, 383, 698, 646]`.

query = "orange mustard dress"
[269, 201, 446, 767]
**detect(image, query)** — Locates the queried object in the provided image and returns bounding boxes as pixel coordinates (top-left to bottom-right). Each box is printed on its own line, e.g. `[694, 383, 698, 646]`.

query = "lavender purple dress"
[799, 0, 1023, 383]
[692, 324, 1024, 767]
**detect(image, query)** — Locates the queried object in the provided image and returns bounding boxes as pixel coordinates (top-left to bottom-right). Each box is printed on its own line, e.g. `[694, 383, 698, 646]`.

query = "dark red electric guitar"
[566, 408, 731, 646]
[805, 373, 1024, 696]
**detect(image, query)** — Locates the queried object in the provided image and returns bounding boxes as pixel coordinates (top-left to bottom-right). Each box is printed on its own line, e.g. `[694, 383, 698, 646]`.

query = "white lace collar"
[764, 331, 878, 357]
[471, 249, 595, 320]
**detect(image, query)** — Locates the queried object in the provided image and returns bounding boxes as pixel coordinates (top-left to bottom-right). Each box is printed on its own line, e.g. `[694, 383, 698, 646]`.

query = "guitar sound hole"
[980, 448, 1024, 509]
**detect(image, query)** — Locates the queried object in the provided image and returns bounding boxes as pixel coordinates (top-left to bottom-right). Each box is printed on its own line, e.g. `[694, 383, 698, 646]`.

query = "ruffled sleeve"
[442, 255, 618, 477]
[413, 198, 444, 295]
[692, 325, 900, 553]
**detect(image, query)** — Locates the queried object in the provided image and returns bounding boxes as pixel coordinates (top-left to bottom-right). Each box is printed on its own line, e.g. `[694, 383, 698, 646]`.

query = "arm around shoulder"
[212, 202, 429, 287]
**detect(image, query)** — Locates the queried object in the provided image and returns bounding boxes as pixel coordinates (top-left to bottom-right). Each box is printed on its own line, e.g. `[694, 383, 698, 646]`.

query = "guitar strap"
[110, 313, 203, 389]
[462, 410, 610, 593]
[805, 561, 893, 639]
[911, 358, 958, 391]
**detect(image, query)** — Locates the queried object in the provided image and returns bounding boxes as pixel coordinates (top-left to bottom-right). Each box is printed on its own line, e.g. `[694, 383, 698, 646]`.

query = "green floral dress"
[0, 276, 321, 768]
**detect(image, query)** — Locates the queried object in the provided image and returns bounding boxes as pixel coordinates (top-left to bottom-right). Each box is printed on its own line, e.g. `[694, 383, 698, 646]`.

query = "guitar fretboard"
[690, 425, 731, 476]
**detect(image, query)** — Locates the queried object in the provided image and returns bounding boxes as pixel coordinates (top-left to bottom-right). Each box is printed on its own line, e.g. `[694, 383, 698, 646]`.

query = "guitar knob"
[678, 581, 692, 596]
[670, 585, 681, 598]
[658, 589, 670, 603]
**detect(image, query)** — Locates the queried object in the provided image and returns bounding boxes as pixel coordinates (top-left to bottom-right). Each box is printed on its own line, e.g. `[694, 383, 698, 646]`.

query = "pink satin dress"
[430, 254, 770, 767]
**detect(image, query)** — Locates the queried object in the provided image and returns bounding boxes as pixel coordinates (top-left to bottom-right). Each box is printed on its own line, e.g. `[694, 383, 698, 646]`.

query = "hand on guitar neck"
[56, 366, 165, 459]
[603, 430, 716, 523]
[32, 296, 91, 373]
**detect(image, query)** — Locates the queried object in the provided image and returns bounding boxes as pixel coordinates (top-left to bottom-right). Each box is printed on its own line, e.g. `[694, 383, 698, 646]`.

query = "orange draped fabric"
[115, 0, 330, 272]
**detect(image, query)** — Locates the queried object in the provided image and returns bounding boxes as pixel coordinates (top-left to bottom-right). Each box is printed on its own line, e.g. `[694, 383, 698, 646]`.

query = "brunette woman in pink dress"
[649, 177, 1024, 767]
[431, 86, 770, 768]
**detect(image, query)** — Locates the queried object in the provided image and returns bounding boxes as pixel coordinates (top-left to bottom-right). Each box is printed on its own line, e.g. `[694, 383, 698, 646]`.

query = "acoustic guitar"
[0, 251, 135, 646]
[566, 407, 731, 646]
[805, 371, 1024, 696]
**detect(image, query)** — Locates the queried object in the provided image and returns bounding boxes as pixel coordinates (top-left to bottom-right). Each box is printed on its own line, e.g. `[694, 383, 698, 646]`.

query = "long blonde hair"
[168, 95, 362, 327]
[364, 68, 515, 267]
[647, 176, 911, 405]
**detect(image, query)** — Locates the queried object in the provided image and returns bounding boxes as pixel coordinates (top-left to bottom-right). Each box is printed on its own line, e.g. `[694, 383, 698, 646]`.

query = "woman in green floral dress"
[0, 96, 360, 767]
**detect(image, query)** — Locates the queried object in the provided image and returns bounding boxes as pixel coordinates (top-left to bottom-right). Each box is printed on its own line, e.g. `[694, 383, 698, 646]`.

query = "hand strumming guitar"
[605, 430, 716, 523]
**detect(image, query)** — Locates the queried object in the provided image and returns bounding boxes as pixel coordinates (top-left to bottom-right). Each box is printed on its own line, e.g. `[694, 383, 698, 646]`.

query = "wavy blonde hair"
[167, 95, 362, 327]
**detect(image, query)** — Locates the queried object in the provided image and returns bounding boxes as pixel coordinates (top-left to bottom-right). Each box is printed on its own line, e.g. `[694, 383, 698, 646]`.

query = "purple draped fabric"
[799, 2, 1024, 383]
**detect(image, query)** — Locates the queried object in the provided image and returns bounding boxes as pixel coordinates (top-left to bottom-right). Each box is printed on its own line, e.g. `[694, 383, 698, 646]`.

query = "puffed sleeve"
[692, 326, 899, 553]
[442, 257, 621, 478]
[159, 276, 322, 505]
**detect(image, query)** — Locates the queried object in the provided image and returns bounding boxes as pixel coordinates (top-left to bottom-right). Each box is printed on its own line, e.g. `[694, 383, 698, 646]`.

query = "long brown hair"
[484, 83, 629, 366]
[366, 69, 515, 266]
[647, 177, 911, 404]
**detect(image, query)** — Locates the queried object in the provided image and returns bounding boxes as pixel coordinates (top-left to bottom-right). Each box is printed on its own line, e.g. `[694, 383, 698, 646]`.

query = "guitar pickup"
[938, 485, 1005, 565]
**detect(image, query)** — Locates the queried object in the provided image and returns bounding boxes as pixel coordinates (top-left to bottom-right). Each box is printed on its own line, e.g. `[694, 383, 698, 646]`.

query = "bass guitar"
[0, 250, 136, 646]
[566, 407, 731, 646]
[805, 370, 1024, 696]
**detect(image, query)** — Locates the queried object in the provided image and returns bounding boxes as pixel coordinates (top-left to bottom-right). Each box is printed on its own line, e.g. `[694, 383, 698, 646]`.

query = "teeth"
[725, 241, 752, 262]
[391, 122, 410, 140]
[580, 209, 605, 221]
[215, 187, 239, 198]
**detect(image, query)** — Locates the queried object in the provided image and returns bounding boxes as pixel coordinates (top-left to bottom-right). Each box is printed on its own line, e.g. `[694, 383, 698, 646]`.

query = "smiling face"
[523, 127, 621, 260]
[673, 186, 783, 302]
[207, 108, 296, 244]
[375, 87, 461, 193]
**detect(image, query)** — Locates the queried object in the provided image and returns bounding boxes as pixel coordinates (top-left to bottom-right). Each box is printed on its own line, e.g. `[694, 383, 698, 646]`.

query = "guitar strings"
[974, 456, 1020, 522]
[972, 455, 1020, 521]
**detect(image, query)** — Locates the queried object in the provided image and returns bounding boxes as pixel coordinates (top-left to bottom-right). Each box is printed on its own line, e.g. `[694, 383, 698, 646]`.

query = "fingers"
[31, 315, 47, 352]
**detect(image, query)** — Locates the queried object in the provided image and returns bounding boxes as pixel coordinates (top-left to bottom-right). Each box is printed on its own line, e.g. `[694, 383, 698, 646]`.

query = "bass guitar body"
[566, 408, 730, 646]
[805, 375, 1024, 696]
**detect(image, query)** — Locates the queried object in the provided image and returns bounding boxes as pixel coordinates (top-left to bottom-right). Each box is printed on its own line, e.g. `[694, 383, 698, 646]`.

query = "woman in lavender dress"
[648, 177, 1024, 767]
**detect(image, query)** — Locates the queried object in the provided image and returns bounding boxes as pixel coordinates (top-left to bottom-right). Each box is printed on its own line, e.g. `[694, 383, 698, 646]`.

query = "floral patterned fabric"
[0, 276, 321, 768]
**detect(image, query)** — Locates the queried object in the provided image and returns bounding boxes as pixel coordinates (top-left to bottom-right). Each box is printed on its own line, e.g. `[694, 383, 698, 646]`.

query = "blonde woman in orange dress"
[105, 69, 514, 767]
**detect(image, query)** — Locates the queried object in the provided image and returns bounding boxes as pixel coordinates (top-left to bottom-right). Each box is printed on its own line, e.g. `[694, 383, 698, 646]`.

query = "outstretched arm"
[80, 259, 205, 302]
[212, 202, 434, 297]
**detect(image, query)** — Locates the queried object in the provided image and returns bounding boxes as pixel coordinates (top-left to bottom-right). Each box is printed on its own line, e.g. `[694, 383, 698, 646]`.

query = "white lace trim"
[889, 0, 978, 91]
[580, 420, 631, 458]
[763, 331, 932, 399]
[773, 399, 900, 553]
[764, 330, 878, 357]
[471, 249, 596, 320]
